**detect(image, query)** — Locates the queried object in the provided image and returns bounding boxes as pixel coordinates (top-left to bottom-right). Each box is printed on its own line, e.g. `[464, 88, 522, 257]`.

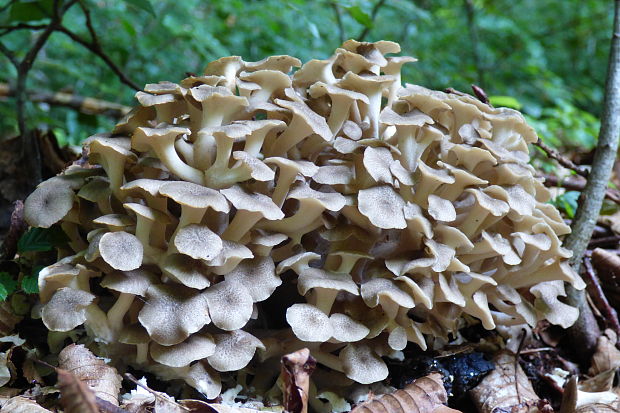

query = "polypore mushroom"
[207, 330, 265, 372]
[286, 303, 333, 342]
[24, 180, 75, 228]
[150, 334, 216, 368]
[159, 181, 229, 228]
[204, 279, 254, 330]
[89, 136, 137, 197]
[308, 82, 369, 136]
[99, 231, 143, 271]
[42, 287, 95, 331]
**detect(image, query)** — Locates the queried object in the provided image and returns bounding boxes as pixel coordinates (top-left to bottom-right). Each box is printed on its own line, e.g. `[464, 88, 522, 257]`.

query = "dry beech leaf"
[0, 396, 52, 413]
[281, 348, 316, 413]
[560, 376, 620, 413]
[56, 368, 99, 413]
[470, 351, 543, 413]
[588, 329, 620, 376]
[350, 372, 460, 413]
[58, 344, 122, 406]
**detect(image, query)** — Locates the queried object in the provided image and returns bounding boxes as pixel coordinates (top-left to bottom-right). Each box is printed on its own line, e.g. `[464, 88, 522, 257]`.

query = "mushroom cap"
[206, 240, 254, 275]
[161, 254, 212, 289]
[99, 231, 143, 271]
[340, 343, 389, 384]
[313, 165, 354, 185]
[159, 181, 230, 213]
[93, 214, 135, 230]
[77, 177, 111, 202]
[204, 279, 254, 331]
[224, 256, 280, 302]
[297, 268, 359, 296]
[150, 334, 216, 367]
[361, 278, 415, 309]
[329, 313, 369, 342]
[120, 179, 166, 198]
[357, 185, 406, 229]
[244, 55, 301, 73]
[231, 151, 276, 182]
[24, 181, 75, 228]
[264, 157, 319, 177]
[144, 81, 184, 95]
[427, 195, 456, 222]
[118, 323, 150, 345]
[308, 82, 369, 104]
[123, 203, 171, 224]
[287, 183, 347, 211]
[132, 125, 191, 152]
[135, 91, 177, 107]
[286, 303, 333, 342]
[220, 185, 284, 219]
[274, 98, 332, 141]
[138, 284, 210, 346]
[42, 287, 95, 331]
[101, 268, 158, 296]
[207, 330, 265, 372]
[380, 107, 434, 127]
[174, 224, 223, 261]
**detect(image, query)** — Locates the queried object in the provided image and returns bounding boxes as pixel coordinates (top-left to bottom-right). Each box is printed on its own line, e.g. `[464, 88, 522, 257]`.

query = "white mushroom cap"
[340, 343, 388, 384]
[150, 334, 216, 367]
[286, 303, 333, 342]
[329, 313, 369, 342]
[42, 287, 95, 331]
[224, 256, 280, 302]
[358, 185, 406, 229]
[161, 254, 212, 289]
[138, 284, 210, 346]
[24, 181, 75, 228]
[173, 224, 223, 261]
[206, 240, 254, 275]
[101, 268, 158, 296]
[204, 279, 253, 331]
[207, 330, 265, 372]
[99, 231, 143, 271]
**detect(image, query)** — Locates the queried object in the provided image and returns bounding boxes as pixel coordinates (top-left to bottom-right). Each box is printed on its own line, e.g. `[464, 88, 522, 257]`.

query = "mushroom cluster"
[25, 40, 584, 397]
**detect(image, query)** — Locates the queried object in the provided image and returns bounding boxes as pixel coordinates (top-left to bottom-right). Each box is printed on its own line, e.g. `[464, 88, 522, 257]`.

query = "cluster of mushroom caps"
[25, 40, 585, 399]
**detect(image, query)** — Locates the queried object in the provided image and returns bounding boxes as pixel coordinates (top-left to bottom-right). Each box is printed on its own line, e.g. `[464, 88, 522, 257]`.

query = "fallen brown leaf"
[0, 396, 52, 412]
[351, 372, 459, 413]
[281, 348, 316, 413]
[470, 351, 545, 413]
[588, 329, 620, 376]
[56, 368, 99, 413]
[58, 344, 122, 406]
[0, 302, 22, 338]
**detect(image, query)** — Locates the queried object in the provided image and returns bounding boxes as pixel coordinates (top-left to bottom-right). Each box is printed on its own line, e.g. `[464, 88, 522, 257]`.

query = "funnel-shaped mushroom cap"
[205, 279, 253, 331]
[42, 287, 95, 331]
[99, 231, 143, 271]
[138, 284, 210, 346]
[150, 334, 216, 367]
[101, 268, 158, 296]
[298, 268, 359, 297]
[24, 181, 75, 228]
[207, 330, 265, 372]
[286, 303, 333, 342]
[206, 240, 254, 275]
[159, 181, 229, 213]
[244, 55, 301, 73]
[340, 343, 389, 384]
[361, 278, 415, 317]
[221, 185, 284, 220]
[329, 313, 369, 342]
[224, 256, 280, 302]
[174, 224, 223, 261]
[38, 263, 81, 303]
[358, 185, 406, 229]
[161, 254, 211, 289]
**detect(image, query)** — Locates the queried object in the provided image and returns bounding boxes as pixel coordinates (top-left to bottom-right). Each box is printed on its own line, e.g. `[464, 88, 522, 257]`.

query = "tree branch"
[533, 138, 589, 177]
[330, 1, 345, 44]
[0, 23, 48, 37]
[564, 0, 620, 356]
[357, 0, 387, 41]
[541, 174, 620, 205]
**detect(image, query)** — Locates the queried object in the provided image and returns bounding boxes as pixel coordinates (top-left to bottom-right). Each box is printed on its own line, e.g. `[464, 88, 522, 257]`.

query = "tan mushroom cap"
[329, 313, 369, 343]
[99, 231, 143, 271]
[363, 146, 395, 184]
[118, 323, 150, 345]
[204, 279, 254, 331]
[206, 240, 254, 275]
[313, 164, 354, 186]
[24, 180, 75, 228]
[286, 303, 333, 342]
[298, 268, 359, 299]
[161, 253, 211, 289]
[361, 278, 415, 318]
[42, 287, 95, 331]
[224, 256, 280, 302]
[38, 263, 82, 303]
[427, 195, 456, 222]
[244, 55, 301, 73]
[340, 343, 389, 384]
[138, 284, 210, 346]
[150, 334, 216, 368]
[159, 181, 229, 227]
[93, 214, 135, 231]
[100, 268, 158, 296]
[357, 185, 406, 229]
[173, 224, 223, 261]
[207, 330, 265, 372]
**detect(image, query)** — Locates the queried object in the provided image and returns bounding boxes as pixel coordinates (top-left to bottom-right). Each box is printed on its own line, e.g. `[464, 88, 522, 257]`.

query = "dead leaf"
[351, 372, 459, 413]
[0, 396, 52, 412]
[58, 344, 122, 406]
[580, 369, 617, 393]
[57, 368, 99, 413]
[560, 376, 620, 413]
[0, 302, 22, 337]
[280, 348, 316, 413]
[588, 329, 620, 376]
[179, 401, 263, 413]
[470, 351, 543, 413]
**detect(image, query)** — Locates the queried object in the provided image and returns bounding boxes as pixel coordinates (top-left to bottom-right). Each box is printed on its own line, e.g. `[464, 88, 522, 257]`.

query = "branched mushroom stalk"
[25, 40, 584, 399]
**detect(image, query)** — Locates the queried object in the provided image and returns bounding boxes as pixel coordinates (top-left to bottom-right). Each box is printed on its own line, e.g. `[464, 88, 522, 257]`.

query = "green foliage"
[551, 190, 580, 218]
[17, 226, 69, 253]
[21, 266, 42, 294]
[0, 272, 18, 301]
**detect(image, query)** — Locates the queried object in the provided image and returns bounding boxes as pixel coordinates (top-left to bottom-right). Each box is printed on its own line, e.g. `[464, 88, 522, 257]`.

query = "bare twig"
[330, 1, 345, 44]
[357, 0, 387, 41]
[564, 0, 620, 359]
[0, 83, 131, 118]
[541, 174, 620, 205]
[0, 22, 48, 36]
[533, 138, 589, 177]
[583, 256, 620, 337]
[588, 235, 620, 248]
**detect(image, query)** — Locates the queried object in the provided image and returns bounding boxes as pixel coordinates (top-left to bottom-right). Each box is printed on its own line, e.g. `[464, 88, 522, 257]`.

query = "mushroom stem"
[269, 117, 312, 156]
[308, 289, 339, 315]
[134, 217, 153, 248]
[259, 203, 324, 234]
[222, 211, 264, 242]
[107, 292, 135, 332]
[312, 350, 343, 372]
[156, 141, 204, 184]
[135, 343, 148, 364]
[327, 97, 352, 135]
[271, 168, 299, 207]
[194, 131, 217, 170]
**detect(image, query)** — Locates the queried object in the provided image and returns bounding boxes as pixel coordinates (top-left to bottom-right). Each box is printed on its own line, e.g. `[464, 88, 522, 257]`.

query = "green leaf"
[0, 272, 18, 301]
[9, 0, 54, 22]
[489, 95, 522, 110]
[122, 0, 156, 16]
[17, 226, 69, 253]
[552, 191, 580, 218]
[21, 267, 41, 294]
[346, 6, 373, 28]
